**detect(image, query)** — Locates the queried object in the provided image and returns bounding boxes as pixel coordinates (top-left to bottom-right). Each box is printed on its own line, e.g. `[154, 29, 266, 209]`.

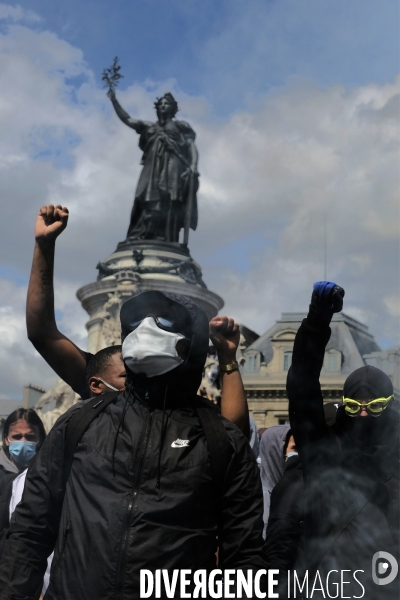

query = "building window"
[245, 351, 260, 372]
[283, 351, 292, 371]
[325, 350, 341, 372]
[279, 418, 290, 425]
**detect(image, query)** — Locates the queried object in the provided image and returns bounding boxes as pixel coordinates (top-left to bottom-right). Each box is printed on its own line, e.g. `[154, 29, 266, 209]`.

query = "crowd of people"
[0, 206, 398, 599]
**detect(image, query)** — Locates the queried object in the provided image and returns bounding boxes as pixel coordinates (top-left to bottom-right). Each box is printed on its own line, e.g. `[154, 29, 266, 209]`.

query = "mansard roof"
[245, 312, 381, 376]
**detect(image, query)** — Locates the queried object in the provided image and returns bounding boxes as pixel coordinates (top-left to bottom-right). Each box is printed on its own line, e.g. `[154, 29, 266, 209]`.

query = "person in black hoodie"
[265, 403, 339, 588]
[287, 281, 399, 600]
[265, 429, 304, 590]
[0, 291, 265, 599]
[26, 205, 251, 437]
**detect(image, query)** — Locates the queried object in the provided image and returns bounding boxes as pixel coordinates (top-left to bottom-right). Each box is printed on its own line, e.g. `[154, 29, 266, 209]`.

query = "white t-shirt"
[9, 469, 53, 594]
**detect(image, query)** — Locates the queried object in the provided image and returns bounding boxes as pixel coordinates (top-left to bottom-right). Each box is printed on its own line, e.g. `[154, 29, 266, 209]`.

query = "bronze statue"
[104, 61, 199, 244]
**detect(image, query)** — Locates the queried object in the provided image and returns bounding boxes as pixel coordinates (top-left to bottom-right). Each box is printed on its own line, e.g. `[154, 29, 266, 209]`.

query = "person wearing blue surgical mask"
[0, 409, 46, 563]
[0, 409, 48, 597]
[1, 408, 46, 474]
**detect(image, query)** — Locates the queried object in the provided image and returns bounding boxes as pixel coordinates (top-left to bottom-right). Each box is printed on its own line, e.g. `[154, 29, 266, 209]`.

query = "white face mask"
[286, 451, 299, 460]
[96, 378, 121, 392]
[122, 316, 185, 378]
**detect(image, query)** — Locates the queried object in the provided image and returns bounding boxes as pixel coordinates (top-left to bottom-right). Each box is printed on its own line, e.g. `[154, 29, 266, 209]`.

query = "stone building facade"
[240, 312, 399, 429]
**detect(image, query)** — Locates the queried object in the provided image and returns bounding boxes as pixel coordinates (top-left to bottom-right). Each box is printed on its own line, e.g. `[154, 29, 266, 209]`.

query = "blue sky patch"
[14, 0, 400, 117]
[205, 235, 275, 273]
[0, 266, 28, 287]
[30, 126, 81, 169]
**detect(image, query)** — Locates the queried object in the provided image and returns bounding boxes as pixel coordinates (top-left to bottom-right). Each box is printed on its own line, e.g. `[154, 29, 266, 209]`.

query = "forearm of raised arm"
[287, 321, 331, 450]
[110, 98, 141, 130]
[220, 364, 250, 438]
[26, 241, 58, 343]
[26, 240, 88, 391]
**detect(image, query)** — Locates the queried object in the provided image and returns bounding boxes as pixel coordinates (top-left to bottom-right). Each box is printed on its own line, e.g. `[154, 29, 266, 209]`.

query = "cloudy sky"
[0, 1, 399, 399]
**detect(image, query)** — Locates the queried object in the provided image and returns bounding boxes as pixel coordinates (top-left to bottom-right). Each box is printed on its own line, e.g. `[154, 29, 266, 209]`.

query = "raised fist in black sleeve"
[307, 281, 345, 329]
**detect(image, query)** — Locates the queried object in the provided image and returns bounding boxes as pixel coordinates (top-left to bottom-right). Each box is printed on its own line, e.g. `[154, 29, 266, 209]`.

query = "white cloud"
[0, 20, 398, 398]
[384, 295, 400, 318]
[0, 279, 56, 399]
[0, 4, 40, 23]
[189, 78, 400, 342]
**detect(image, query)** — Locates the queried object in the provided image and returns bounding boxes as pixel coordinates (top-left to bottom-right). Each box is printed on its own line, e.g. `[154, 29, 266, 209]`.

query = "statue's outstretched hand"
[107, 88, 116, 100]
[35, 204, 69, 245]
[209, 316, 240, 362]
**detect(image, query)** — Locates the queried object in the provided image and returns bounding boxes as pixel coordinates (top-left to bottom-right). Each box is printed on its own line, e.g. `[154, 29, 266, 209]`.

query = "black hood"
[120, 291, 209, 400]
[343, 365, 393, 400]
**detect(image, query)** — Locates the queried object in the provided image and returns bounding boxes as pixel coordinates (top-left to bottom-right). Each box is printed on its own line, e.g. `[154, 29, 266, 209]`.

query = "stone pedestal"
[77, 240, 224, 354]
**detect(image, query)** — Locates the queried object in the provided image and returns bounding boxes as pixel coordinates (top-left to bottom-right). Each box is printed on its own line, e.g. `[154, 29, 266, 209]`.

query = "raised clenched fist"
[311, 281, 345, 313]
[35, 205, 69, 245]
[209, 316, 240, 362]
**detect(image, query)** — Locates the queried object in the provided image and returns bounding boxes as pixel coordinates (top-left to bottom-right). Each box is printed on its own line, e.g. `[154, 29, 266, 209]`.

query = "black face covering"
[339, 366, 397, 455]
[120, 291, 209, 396]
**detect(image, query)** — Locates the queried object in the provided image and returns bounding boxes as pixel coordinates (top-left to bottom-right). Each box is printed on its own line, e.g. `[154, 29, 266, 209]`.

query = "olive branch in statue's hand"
[102, 57, 124, 98]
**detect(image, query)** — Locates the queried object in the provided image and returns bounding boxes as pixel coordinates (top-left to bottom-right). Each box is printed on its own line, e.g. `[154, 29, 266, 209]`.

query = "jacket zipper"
[115, 406, 153, 600]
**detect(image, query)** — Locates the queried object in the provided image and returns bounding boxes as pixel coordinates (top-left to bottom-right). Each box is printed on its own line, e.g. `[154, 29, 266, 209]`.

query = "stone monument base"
[77, 240, 224, 354]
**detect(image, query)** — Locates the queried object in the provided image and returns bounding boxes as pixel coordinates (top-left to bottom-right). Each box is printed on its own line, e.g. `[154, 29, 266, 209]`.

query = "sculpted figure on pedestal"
[107, 84, 199, 244]
[35, 380, 79, 433]
[35, 378, 80, 433]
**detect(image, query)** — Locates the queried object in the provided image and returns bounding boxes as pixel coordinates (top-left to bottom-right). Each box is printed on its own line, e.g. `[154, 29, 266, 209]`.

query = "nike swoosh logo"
[171, 439, 190, 448]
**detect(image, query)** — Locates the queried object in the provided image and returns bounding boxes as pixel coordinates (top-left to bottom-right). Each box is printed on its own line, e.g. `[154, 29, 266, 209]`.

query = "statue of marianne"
[108, 89, 199, 244]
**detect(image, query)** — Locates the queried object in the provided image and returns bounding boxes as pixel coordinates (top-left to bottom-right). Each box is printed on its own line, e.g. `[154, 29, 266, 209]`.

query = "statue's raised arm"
[107, 88, 151, 133]
[103, 58, 151, 134]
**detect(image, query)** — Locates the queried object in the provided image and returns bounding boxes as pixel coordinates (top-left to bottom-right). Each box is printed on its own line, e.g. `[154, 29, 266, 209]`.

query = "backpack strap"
[195, 398, 233, 498]
[64, 391, 119, 484]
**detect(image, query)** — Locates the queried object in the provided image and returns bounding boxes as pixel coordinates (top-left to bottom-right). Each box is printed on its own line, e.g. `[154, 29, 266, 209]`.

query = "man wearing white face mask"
[26, 205, 251, 439]
[122, 315, 187, 377]
[85, 345, 126, 394]
[119, 292, 197, 381]
[1, 290, 266, 599]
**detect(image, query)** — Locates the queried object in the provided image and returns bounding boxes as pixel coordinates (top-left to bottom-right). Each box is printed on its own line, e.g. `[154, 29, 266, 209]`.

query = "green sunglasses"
[342, 395, 393, 417]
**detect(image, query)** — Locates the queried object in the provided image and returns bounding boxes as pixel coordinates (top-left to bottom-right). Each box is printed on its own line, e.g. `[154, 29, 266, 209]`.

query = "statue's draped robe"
[127, 119, 198, 242]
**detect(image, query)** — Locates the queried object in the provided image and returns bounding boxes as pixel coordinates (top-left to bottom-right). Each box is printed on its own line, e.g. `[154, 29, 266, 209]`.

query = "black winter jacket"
[287, 318, 399, 599]
[265, 455, 304, 587]
[0, 466, 17, 561]
[0, 295, 265, 599]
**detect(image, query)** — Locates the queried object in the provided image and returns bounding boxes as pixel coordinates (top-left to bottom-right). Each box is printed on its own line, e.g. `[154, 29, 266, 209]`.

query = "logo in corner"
[171, 438, 190, 448]
[372, 552, 398, 586]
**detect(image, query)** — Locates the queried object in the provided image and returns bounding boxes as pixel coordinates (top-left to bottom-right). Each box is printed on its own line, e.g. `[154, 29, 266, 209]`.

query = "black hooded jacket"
[0, 467, 18, 560]
[287, 318, 399, 599]
[265, 455, 304, 575]
[0, 294, 265, 599]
